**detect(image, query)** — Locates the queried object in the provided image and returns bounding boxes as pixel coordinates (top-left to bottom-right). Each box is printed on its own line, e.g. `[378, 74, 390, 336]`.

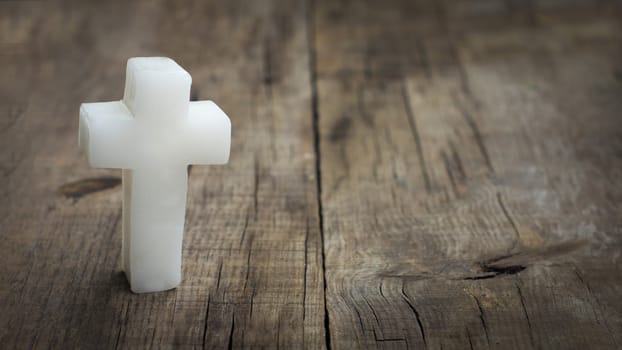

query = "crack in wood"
[202, 296, 210, 349]
[216, 260, 223, 291]
[239, 210, 250, 249]
[226, 313, 235, 350]
[276, 313, 281, 349]
[363, 296, 382, 341]
[401, 283, 428, 349]
[113, 300, 128, 350]
[473, 240, 589, 277]
[516, 283, 536, 348]
[303, 219, 309, 320]
[466, 327, 475, 350]
[472, 295, 491, 345]
[243, 242, 253, 292]
[347, 288, 367, 337]
[113, 323, 123, 350]
[306, 0, 331, 347]
[249, 287, 255, 319]
[253, 156, 259, 219]
[171, 293, 178, 324]
[464, 262, 526, 280]
[58, 176, 121, 200]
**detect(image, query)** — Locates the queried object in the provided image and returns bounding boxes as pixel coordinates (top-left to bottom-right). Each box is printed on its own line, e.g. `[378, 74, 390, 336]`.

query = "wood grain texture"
[0, 0, 324, 348]
[313, 0, 622, 349]
[1, 0, 621, 349]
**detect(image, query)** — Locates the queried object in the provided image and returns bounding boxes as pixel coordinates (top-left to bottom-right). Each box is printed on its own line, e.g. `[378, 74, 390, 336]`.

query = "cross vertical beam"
[79, 57, 231, 293]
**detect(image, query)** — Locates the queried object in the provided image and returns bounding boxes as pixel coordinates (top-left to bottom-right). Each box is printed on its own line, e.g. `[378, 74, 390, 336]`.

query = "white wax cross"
[79, 57, 231, 293]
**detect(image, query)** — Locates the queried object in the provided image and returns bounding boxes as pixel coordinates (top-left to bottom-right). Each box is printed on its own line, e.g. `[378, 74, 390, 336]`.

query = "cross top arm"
[181, 100, 231, 166]
[79, 101, 135, 169]
[79, 57, 231, 170]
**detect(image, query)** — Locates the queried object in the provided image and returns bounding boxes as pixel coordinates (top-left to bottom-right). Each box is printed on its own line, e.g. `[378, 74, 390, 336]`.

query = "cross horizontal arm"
[79, 101, 135, 169]
[180, 101, 231, 165]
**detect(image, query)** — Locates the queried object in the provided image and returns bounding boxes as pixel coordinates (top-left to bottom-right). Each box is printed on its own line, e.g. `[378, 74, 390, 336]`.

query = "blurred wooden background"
[1, 0, 621, 348]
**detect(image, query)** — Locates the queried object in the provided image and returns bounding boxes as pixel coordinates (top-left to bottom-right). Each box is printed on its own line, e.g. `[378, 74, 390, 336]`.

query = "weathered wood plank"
[0, 0, 324, 348]
[313, 0, 622, 349]
[2, 0, 622, 348]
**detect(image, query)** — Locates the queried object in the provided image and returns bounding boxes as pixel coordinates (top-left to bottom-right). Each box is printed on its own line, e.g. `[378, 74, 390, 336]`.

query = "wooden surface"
[1, 0, 621, 348]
